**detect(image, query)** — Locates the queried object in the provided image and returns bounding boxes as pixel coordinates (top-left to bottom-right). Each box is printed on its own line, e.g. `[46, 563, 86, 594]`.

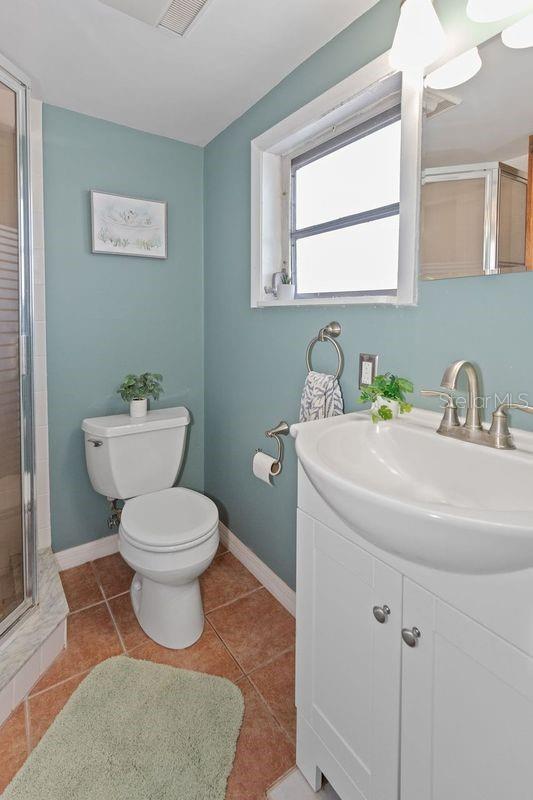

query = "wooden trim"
[525, 135, 533, 271]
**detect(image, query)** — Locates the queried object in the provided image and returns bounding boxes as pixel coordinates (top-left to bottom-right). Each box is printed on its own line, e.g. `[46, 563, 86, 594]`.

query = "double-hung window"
[289, 106, 402, 299]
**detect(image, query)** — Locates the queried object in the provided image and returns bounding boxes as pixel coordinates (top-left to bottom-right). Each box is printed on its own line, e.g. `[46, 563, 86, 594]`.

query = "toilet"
[81, 407, 219, 649]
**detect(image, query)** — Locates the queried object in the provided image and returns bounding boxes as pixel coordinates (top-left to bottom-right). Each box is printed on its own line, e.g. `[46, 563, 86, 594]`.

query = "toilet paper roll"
[252, 451, 281, 484]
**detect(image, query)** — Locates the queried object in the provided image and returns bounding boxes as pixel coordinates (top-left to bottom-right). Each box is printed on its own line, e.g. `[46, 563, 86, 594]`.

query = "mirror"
[420, 34, 532, 280]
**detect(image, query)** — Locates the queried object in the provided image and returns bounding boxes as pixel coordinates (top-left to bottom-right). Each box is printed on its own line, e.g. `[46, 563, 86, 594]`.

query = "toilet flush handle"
[88, 439, 103, 447]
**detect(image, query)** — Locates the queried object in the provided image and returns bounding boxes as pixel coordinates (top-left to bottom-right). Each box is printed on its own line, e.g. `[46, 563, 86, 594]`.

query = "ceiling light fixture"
[424, 47, 482, 90]
[466, 0, 532, 23]
[390, 0, 447, 72]
[502, 12, 533, 48]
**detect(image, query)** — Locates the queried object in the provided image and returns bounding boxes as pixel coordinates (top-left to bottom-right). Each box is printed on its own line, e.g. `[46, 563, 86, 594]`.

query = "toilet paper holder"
[264, 421, 290, 474]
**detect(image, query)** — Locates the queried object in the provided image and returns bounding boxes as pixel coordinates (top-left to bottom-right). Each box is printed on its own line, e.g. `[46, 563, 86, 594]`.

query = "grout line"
[245, 673, 296, 749]
[105, 589, 129, 603]
[23, 697, 31, 753]
[204, 585, 263, 616]
[104, 596, 127, 653]
[246, 645, 295, 677]
[204, 617, 248, 677]
[247, 671, 295, 747]
[66, 597, 107, 616]
[29, 669, 90, 699]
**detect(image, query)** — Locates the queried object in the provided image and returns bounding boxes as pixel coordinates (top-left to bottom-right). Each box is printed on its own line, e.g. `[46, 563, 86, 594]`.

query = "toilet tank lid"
[82, 406, 190, 438]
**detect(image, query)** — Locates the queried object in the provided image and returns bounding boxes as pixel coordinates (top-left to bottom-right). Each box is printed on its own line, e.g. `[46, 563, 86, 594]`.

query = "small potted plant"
[359, 373, 413, 423]
[277, 271, 295, 302]
[118, 372, 163, 418]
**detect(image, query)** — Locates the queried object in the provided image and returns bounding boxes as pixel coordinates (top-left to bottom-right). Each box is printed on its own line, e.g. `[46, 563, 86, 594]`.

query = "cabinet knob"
[401, 627, 421, 647]
[372, 605, 391, 624]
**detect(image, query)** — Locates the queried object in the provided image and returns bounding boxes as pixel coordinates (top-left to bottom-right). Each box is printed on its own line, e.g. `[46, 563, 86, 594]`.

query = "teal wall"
[43, 106, 204, 552]
[204, 0, 533, 588]
[42, 0, 533, 571]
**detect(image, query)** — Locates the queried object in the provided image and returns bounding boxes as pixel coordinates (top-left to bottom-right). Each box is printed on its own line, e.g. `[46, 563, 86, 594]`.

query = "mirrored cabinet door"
[420, 34, 533, 282]
[421, 173, 486, 279]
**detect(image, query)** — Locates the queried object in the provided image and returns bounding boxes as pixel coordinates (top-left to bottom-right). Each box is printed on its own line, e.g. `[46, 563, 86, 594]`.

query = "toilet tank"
[82, 407, 190, 500]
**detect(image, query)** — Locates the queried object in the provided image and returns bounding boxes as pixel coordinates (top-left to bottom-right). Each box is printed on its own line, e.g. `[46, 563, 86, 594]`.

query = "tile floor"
[0, 544, 297, 798]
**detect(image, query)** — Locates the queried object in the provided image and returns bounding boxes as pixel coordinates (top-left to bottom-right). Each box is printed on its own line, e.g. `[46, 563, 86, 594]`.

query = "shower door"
[0, 60, 36, 639]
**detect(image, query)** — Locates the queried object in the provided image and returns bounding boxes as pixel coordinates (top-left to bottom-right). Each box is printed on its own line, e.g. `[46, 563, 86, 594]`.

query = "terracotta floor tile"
[208, 588, 295, 673]
[200, 552, 260, 613]
[226, 679, 295, 800]
[60, 563, 103, 612]
[31, 604, 122, 693]
[91, 552, 134, 598]
[129, 623, 243, 681]
[249, 649, 296, 743]
[107, 591, 147, 651]
[29, 672, 87, 747]
[0, 705, 28, 793]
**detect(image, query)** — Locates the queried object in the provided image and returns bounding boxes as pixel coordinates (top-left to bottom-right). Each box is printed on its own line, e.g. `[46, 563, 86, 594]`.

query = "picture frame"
[90, 191, 167, 259]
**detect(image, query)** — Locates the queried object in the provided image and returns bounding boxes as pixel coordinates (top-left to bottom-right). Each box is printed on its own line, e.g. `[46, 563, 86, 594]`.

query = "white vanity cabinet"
[400, 579, 533, 800]
[296, 503, 533, 800]
[296, 510, 403, 800]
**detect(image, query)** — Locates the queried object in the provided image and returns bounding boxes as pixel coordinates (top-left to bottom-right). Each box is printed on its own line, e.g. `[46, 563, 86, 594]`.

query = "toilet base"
[130, 572, 204, 649]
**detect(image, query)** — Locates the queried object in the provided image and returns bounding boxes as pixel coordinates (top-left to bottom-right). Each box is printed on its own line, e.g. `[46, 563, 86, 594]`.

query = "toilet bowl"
[82, 407, 219, 650]
[119, 487, 219, 649]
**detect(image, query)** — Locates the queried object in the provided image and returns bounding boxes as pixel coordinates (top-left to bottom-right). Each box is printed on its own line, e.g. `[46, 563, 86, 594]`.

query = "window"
[250, 53, 422, 307]
[290, 108, 402, 298]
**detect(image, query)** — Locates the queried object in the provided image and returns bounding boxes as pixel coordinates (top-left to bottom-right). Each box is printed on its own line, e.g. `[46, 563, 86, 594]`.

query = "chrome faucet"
[440, 360, 483, 431]
[422, 360, 533, 450]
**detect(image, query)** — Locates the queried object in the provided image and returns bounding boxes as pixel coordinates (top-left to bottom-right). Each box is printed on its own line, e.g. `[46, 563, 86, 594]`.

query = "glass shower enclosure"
[0, 59, 36, 640]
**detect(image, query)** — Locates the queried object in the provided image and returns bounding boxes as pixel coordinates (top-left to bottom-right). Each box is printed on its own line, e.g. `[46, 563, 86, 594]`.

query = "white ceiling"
[0, 0, 378, 145]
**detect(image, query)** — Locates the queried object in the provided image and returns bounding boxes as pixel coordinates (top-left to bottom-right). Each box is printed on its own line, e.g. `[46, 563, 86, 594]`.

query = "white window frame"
[250, 51, 424, 308]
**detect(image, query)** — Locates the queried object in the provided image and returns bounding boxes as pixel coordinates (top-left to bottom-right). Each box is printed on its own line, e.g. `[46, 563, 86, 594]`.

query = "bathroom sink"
[291, 409, 533, 574]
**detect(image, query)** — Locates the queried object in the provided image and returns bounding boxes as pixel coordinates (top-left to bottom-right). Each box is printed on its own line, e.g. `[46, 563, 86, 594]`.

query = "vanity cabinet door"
[400, 578, 533, 800]
[296, 512, 402, 800]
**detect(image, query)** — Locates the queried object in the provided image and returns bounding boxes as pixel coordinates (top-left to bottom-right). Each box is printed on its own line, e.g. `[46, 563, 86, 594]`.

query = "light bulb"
[424, 47, 482, 90]
[390, 0, 447, 71]
[502, 12, 533, 47]
[466, 0, 531, 23]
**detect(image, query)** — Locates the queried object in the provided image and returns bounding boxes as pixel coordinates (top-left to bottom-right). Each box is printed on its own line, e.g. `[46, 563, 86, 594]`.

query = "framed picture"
[90, 191, 167, 259]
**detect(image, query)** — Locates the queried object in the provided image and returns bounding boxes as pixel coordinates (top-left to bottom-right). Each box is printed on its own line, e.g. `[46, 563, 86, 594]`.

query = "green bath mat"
[2, 656, 244, 800]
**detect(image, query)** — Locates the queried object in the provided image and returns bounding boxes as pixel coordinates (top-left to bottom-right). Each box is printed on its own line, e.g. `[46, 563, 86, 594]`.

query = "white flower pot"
[277, 284, 295, 302]
[371, 396, 399, 420]
[130, 398, 148, 418]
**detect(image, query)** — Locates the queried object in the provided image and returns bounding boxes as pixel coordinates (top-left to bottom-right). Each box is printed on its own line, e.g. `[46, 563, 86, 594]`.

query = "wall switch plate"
[359, 353, 378, 388]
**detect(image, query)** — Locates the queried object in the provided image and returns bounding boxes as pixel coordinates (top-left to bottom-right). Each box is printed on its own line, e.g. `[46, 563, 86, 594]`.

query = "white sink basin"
[291, 409, 533, 574]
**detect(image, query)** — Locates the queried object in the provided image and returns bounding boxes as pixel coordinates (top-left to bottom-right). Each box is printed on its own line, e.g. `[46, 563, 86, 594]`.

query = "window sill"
[256, 295, 416, 308]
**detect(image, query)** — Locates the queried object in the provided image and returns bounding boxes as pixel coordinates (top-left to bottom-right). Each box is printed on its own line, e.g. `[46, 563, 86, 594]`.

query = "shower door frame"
[0, 56, 37, 640]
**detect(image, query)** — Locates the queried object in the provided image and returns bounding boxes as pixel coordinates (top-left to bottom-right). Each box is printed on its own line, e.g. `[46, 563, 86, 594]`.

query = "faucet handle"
[420, 389, 460, 431]
[488, 402, 533, 449]
[421, 389, 456, 402]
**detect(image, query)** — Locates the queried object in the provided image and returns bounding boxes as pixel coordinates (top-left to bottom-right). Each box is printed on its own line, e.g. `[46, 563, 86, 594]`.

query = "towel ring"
[306, 321, 343, 380]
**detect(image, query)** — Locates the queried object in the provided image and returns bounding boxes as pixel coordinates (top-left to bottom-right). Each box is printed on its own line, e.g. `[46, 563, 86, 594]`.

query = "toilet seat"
[120, 487, 219, 553]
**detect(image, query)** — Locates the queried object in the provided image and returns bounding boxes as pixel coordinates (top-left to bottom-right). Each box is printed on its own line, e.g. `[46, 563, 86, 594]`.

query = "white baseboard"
[218, 522, 295, 617]
[54, 533, 119, 571]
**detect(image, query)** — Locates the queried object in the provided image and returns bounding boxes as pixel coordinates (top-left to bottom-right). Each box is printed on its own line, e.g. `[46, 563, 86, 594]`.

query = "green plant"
[280, 271, 292, 285]
[359, 373, 414, 422]
[117, 372, 163, 403]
